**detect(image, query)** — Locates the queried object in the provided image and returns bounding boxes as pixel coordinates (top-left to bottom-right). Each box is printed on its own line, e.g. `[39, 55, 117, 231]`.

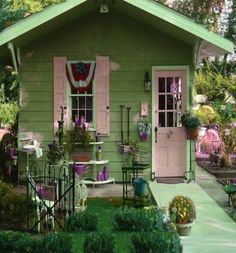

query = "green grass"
[72, 197, 136, 253]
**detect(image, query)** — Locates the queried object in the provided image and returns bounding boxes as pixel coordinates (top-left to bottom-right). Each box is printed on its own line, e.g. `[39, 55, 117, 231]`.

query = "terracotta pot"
[72, 152, 90, 162]
[186, 128, 200, 140]
[176, 222, 192, 236]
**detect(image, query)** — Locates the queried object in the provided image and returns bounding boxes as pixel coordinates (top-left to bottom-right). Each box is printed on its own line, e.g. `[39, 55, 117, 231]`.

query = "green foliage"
[13, 0, 64, 13]
[43, 233, 73, 253]
[214, 102, 236, 125]
[0, 231, 72, 253]
[0, 103, 19, 128]
[194, 105, 217, 125]
[194, 59, 236, 103]
[0, 0, 25, 31]
[66, 210, 99, 232]
[0, 67, 19, 103]
[0, 181, 33, 230]
[47, 141, 64, 164]
[181, 111, 201, 129]
[130, 231, 181, 253]
[171, 0, 222, 30]
[72, 126, 92, 146]
[84, 231, 116, 253]
[113, 206, 165, 232]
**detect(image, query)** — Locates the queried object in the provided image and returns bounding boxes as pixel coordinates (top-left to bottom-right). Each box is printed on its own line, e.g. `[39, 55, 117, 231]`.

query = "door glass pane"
[158, 78, 165, 92]
[167, 95, 173, 110]
[175, 111, 182, 127]
[175, 77, 182, 93]
[174, 95, 182, 110]
[159, 95, 165, 110]
[167, 77, 173, 92]
[167, 112, 173, 127]
[159, 112, 165, 127]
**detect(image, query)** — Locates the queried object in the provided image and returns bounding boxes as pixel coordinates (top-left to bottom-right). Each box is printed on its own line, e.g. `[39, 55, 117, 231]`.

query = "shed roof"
[0, 0, 234, 62]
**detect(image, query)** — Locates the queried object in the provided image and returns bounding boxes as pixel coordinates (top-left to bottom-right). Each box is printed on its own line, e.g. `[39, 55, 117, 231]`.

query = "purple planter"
[140, 134, 149, 141]
[48, 143, 53, 150]
[97, 172, 104, 181]
[8, 148, 14, 158]
[103, 166, 109, 180]
[74, 164, 85, 176]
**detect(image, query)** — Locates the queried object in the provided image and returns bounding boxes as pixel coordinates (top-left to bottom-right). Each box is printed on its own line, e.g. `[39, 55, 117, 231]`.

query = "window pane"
[167, 112, 173, 127]
[159, 112, 165, 127]
[167, 77, 173, 92]
[167, 95, 173, 110]
[86, 97, 93, 109]
[158, 78, 165, 92]
[159, 95, 165, 110]
[86, 110, 93, 123]
[79, 97, 85, 109]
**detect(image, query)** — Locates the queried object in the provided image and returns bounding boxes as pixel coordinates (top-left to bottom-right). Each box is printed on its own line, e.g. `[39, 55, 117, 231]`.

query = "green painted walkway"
[149, 177, 236, 253]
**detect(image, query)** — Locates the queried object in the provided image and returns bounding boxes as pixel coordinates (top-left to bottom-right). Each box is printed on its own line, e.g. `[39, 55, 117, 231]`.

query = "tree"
[169, 0, 224, 31]
[0, 0, 25, 32]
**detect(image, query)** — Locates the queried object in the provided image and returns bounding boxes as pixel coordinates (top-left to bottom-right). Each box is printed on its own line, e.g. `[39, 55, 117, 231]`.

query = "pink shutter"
[95, 56, 110, 136]
[53, 57, 67, 130]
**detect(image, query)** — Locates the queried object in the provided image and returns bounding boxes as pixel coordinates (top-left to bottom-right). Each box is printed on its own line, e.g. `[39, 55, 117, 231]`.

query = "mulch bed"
[196, 157, 236, 186]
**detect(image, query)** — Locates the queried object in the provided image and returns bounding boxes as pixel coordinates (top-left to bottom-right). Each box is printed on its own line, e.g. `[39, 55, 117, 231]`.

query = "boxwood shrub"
[0, 231, 73, 253]
[130, 231, 182, 253]
[113, 206, 166, 232]
[66, 210, 98, 232]
[84, 231, 116, 253]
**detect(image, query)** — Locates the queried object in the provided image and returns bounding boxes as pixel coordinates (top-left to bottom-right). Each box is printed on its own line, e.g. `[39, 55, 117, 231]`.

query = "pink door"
[154, 70, 187, 177]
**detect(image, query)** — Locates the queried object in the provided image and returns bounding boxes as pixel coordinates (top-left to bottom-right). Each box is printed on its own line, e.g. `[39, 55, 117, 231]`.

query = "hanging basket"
[186, 128, 200, 140]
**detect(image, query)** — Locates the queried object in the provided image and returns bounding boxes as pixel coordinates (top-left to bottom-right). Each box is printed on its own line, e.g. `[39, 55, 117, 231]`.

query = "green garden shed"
[0, 0, 233, 182]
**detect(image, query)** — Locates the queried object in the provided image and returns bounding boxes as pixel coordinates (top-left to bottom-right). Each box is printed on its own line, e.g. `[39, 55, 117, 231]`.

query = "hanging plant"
[137, 120, 151, 141]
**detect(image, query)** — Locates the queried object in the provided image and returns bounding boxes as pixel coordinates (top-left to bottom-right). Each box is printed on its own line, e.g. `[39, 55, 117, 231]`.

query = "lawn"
[72, 197, 141, 253]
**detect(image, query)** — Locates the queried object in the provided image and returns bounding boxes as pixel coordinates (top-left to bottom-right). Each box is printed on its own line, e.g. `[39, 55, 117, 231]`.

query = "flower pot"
[72, 152, 90, 162]
[119, 144, 131, 153]
[186, 128, 200, 140]
[176, 222, 192, 236]
[140, 134, 149, 141]
[133, 178, 148, 197]
[74, 164, 85, 176]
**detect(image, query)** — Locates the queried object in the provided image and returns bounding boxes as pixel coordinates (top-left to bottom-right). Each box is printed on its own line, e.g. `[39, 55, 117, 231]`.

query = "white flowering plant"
[137, 120, 152, 136]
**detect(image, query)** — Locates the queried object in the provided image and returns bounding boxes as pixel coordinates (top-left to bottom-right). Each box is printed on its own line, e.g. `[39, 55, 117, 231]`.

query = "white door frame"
[151, 66, 190, 177]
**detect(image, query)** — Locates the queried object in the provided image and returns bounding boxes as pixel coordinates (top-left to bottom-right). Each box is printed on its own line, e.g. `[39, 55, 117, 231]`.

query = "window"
[69, 86, 93, 124]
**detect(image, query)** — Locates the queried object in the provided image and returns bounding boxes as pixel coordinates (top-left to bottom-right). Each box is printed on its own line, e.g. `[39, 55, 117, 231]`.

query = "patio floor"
[149, 168, 236, 253]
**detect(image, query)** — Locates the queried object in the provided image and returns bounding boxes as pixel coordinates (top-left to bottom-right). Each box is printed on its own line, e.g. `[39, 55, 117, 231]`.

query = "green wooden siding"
[19, 10, 193, 181]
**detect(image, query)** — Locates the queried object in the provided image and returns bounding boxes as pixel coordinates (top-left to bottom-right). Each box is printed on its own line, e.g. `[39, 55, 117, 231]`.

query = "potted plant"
[169, 195, 196, 236]
[137, 120, 152, 141]
[66, 126, 93, 162]
[181, 111, 201, 140]
[47, 141, 64, 164]
[119, 137, 138, 153]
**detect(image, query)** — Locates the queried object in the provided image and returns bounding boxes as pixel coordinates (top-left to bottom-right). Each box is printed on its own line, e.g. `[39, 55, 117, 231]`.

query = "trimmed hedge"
[0, 231, 73, 253]
[84, 231, 116, 253]
[130, 231, 182, 253]
[113, 206, 166, 232]
[67, 210, 98, 232]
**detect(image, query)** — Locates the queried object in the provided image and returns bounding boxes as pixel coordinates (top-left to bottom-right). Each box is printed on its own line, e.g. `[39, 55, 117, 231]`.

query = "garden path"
[149, 166, 236, 253]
